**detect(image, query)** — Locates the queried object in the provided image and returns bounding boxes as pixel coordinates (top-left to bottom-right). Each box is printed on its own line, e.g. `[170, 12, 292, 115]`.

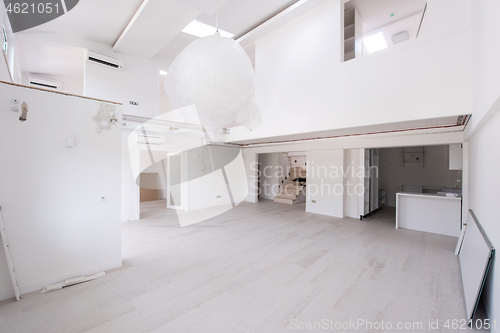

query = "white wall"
[467, 108, 500, 328]
[187, 146, 248, 211]
[21, 72, 84, 96]
[0, 82, 122, 301]
[82, 45, 174, 221]
[228, 0, 472, 143]
[254, 0, 343, 93]
[468, 0, 500, 133]
[344, 149, 360, 218]
[15, 34, 173, 119]
[306, 150, 344, 217]
[465, 0, 500, 328]
[379, 146, 462, 207]
[259, 153, 280, 200]
[85, 51, 161, 119]
[187, 149, 232, 210]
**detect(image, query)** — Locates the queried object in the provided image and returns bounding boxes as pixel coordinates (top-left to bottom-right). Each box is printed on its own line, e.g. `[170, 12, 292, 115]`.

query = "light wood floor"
[0, 200, 487, 332]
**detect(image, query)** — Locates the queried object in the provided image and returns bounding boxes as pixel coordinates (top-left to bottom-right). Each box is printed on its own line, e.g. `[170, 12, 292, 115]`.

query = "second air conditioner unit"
[137, 134, 165, 145]
[87, 50, 124, 70]
[28, 76, 61, 90]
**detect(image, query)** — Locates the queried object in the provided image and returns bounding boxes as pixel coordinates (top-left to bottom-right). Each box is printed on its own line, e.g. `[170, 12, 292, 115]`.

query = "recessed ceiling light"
[182, 20, 234, 38]
[159, 70, 167, 76]
[392, 31, 409, 44]
[363, 33, 388, 54]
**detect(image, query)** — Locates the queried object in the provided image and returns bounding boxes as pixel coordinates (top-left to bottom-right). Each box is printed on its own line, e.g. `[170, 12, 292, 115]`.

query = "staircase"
[273, 165, 306, 205]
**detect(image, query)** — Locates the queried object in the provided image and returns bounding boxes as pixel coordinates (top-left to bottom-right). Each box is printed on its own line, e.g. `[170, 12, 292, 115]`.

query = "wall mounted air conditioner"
[137, 134, 165, 145]
[28, 76, 61, 90]
[87, 50, 124, 70]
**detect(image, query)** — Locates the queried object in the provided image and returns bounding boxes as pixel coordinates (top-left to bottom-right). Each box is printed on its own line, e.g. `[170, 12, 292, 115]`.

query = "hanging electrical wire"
[216, 0, 219, 32]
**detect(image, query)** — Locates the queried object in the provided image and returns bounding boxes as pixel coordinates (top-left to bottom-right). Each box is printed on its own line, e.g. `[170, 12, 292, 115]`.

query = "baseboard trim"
[0, 260, 122, 302]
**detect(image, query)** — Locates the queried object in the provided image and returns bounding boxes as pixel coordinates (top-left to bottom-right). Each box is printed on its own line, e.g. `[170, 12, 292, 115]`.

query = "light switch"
[66, 137, 74, 148]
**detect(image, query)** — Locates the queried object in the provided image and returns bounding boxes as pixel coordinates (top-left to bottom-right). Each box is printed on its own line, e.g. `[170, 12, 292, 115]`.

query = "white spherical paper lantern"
[165, 35, 261, 136]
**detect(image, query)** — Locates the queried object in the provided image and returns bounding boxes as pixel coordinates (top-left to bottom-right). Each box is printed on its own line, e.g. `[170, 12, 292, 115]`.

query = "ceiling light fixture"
[165, 0, 261, 141]
[363, 32, 388, 54]
[182, 20, 234, 38]
[392, 31, 409, 44]
[159, 70, 167, 76]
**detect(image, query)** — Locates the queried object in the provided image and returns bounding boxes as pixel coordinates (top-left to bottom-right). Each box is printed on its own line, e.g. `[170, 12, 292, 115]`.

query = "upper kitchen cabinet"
[449, 144, 463, 170]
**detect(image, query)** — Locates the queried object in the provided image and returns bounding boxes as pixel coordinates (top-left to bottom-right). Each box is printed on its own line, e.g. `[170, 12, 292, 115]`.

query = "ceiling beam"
[113, 0, 201, 58]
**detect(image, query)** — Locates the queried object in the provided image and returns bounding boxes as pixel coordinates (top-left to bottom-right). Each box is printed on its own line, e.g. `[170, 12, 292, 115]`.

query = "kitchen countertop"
[397, 191, 462, 200]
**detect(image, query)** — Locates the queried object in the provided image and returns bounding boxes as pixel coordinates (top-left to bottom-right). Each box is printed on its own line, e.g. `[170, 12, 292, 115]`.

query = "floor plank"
[0, 200, 489, 332]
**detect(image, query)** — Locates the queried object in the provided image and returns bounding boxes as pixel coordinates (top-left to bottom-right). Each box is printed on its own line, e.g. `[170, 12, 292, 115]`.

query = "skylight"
[182, 20, 234, 38]
[363, 33, 388, 54]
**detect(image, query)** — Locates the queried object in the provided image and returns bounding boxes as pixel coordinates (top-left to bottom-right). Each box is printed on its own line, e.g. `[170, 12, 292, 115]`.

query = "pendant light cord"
[216, 0, 219, 32]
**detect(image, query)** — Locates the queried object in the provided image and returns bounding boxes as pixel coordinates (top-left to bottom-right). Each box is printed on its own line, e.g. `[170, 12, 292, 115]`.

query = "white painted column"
[306, 150, 344, 218]
[243, 153, 259, 203]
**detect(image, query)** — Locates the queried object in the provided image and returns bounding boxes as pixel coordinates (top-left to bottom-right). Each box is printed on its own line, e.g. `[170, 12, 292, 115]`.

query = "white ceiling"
[19, 0, 144, 46]
[157, 0, 298, 59]
[20, 0, 298, 60]
[15, 0, 428, 75]
[112, 0, 201, 58]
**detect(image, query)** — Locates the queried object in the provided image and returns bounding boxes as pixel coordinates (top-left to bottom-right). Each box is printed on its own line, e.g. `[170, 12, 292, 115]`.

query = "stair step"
[284, 185, 302, 190]
[281, 190, 300, 195]
[276, 193, 297, 200]
[273, 197, 294, 205]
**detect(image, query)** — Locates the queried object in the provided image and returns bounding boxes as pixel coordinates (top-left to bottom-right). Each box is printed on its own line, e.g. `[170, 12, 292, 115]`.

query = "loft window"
[2, 26, 7, 54]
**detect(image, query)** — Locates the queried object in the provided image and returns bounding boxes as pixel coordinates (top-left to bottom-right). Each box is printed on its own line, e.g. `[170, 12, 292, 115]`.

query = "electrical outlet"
[129, 101, 139, 106]
[312, 200, 316, 203]
[100, 196, 107, 202]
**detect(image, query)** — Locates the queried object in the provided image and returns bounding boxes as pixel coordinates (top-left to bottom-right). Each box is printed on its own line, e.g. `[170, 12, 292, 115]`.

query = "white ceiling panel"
[195, 0, 298, 38]
[113, 0, 201, 58]
[156, 33, 198, 59]
[18, 0, 144, 46]
[179, 0, 231, 15]
[158, 0, 316, 59]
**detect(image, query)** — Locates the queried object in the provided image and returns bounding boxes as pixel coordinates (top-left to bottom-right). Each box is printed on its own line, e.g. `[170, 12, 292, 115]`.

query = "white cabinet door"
[449, 144, 463, 170]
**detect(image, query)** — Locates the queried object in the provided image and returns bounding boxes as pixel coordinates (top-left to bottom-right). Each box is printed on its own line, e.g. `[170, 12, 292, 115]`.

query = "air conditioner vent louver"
[87, 50, 124, 70]
[28, 76, 61, 90]
[88, 57, 120, 68]
[137, 134, 165, 145]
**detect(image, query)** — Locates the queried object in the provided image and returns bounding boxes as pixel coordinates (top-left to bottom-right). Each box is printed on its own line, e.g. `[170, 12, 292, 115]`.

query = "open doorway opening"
[258, 152, 307, 207]
[358, 144, 463, 238]
[140, 173, 162, 202]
